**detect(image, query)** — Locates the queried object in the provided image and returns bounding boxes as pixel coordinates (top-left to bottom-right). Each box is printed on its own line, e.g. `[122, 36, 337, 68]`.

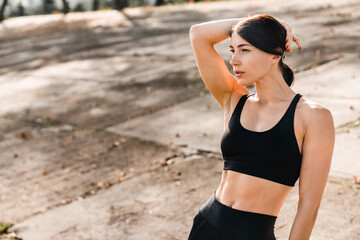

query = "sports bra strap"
[231, 93, 302, 130]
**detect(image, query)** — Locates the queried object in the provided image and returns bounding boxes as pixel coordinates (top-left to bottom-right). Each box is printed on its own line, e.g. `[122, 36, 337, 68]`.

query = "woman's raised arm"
[189, 18, 249, 112]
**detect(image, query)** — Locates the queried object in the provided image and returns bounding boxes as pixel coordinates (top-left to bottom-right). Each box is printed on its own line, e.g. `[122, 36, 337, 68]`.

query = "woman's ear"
[271, 54, 281, 64]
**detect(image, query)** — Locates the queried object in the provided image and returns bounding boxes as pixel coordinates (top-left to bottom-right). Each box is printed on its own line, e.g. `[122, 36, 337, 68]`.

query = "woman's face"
[229, 33, 274, 86]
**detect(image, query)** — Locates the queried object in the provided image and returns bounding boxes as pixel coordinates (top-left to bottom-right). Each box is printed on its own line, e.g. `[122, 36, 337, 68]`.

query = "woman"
[187, 14, 335, 240]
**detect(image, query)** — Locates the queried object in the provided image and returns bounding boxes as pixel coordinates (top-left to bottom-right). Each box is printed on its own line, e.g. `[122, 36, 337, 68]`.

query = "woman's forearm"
[288, 207, 319, 240]
[189, 18, 245, 45]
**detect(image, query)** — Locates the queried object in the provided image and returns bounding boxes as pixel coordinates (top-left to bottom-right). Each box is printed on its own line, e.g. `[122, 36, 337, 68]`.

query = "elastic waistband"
[199, 190, 277, 238]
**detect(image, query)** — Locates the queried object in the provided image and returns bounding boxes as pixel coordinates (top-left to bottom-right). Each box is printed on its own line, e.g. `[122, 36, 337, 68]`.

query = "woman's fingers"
[286, 36, 292, 52]
[292, 34, 302, 51]
[275, 17, 301, 52]
[286, 34, 301, 53]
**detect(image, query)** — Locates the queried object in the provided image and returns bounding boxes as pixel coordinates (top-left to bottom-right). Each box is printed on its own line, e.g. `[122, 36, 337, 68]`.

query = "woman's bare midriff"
[215, 171, 293, 217]
[216, 89, 305, 217]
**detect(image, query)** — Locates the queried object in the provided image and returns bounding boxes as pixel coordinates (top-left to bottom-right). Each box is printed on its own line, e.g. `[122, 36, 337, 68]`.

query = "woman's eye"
[230, 49, 248, 53]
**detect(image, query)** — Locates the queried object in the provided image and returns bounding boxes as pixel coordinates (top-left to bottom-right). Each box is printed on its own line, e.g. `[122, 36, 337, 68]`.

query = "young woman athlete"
[187, 14, 335, 240]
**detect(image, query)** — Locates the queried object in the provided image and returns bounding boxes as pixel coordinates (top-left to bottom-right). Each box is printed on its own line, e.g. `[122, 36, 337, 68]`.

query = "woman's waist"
[216, 170, 292, 217]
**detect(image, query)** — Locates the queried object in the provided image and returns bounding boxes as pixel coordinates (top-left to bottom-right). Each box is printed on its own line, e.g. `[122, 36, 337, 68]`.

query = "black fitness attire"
[188, 93, 303, 240]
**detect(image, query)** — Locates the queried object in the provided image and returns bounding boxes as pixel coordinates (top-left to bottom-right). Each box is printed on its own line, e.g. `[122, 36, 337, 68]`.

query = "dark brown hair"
[229, 13, 294, 87]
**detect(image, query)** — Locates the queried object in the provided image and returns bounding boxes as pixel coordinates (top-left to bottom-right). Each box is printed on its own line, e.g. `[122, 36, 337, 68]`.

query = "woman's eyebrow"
[229, 44, 251, 48]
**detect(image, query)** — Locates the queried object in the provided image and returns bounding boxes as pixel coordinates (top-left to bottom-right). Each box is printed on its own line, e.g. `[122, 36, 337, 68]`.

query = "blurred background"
[0, 0, 208, 19]
[0, 0, 359, 239]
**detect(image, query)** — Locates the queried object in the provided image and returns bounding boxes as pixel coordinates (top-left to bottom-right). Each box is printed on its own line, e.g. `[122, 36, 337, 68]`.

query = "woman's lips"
[235, 72, 245, 77]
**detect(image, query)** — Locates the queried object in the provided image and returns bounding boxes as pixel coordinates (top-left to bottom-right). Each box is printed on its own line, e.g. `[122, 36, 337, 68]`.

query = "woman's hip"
[190, 190, 278, 239]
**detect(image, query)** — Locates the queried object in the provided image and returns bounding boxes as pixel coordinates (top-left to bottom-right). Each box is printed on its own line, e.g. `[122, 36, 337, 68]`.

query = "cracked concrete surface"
[0, 0, 359, 239]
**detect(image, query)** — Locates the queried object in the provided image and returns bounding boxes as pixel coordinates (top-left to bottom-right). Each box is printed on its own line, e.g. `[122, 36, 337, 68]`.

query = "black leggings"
[188, 190, 278, 240]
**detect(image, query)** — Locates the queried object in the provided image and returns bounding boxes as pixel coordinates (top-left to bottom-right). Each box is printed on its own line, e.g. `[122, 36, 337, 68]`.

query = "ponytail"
[279, 59, 294, 87]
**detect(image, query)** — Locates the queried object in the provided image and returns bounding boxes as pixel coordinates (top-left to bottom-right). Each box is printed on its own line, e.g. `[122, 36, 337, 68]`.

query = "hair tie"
[282, 50, 286, 60]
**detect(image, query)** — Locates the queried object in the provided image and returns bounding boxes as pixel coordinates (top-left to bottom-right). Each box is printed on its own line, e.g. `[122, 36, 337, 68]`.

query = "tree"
[112, 0, 129, 10]
[43, 0, 56, 14]
[62, 0, 70, 14]
[92, 0, 99, 11]
[74, 3, 85, 12]
[155, 0, 165, 6]
[0, 0, 8, 22]
[17, 2, 25, 16]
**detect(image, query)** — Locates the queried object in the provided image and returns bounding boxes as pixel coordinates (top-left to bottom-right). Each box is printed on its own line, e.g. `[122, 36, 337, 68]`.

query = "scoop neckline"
[238, 93, 299, 134]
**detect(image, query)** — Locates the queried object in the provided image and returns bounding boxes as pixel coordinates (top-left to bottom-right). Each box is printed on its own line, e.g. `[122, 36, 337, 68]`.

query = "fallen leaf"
[61, 199, 71, 204]
[353, 175, 360, 184]
[159, 159, 168, 166]
[75, 195, 83, 200]
[105, 181, 112, 188]
[18, 131, 29, 140]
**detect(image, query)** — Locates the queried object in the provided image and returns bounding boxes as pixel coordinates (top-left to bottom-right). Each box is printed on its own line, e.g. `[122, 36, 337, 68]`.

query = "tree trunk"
[155, 0, 165, 6]
[62, 0, 70, 14]
[113, 0, 129, 10]
[0, 0, 8, 22]
[92, 0, 99, 11]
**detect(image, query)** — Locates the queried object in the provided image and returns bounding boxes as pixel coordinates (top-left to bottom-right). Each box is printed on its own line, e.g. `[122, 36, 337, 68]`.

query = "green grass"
[0, 223, 13, 234]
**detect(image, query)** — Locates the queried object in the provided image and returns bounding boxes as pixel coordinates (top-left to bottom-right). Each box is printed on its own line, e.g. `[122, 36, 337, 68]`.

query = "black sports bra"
[220, 93, 303, 187]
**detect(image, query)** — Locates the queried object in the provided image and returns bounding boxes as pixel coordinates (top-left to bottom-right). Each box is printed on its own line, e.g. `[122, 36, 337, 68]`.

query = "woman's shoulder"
[298, 95, 332, 115]
[297, 95, 334, 132]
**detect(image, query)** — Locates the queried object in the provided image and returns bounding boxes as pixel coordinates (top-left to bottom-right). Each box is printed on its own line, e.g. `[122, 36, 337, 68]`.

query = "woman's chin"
[237, 79, 253, 87]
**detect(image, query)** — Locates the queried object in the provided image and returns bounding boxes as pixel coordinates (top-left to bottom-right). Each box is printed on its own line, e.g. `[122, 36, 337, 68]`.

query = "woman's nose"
[230, 56, 240, 66]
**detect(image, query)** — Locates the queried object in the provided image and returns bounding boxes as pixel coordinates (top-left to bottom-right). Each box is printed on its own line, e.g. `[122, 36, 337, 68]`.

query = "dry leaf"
[353, 175, 359, 184]
[19, 131, 29, 140]
[105, 181, 112, 188]
[159, 159, 168, 166]
[61, 199, 71, 204]
[75, 195, 83, 200]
